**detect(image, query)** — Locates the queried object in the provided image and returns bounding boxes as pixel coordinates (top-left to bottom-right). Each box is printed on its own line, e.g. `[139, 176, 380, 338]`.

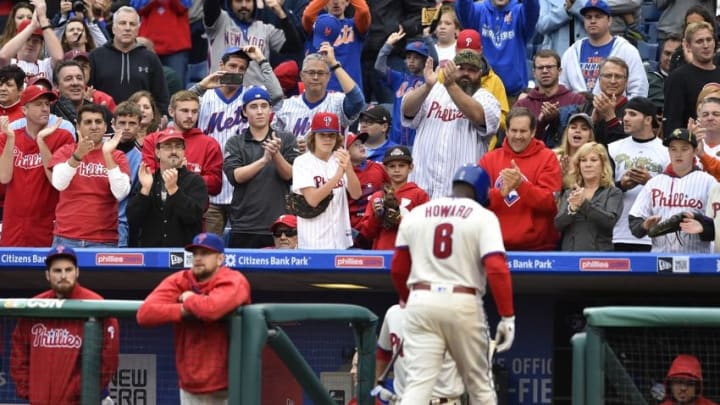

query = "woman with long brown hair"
[0, 3, 33, 47]
[127, 90, 164, 148]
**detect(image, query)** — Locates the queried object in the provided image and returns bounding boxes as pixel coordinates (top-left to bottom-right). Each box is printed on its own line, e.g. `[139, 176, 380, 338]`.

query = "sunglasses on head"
[273, 228, 297, 237]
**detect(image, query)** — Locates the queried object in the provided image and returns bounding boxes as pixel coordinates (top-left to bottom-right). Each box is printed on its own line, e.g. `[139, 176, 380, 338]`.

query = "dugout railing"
[0, 299, 378, 405]
[572, 306, 720, 405]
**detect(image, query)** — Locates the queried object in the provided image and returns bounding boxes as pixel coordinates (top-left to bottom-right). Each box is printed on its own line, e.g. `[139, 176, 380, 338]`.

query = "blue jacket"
[456, 0, 540, 95]
[536, 0, 586, 56]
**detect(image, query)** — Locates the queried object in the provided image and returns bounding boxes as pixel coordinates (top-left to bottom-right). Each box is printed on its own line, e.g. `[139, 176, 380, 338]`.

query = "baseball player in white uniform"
[629, 128, 717, 253]
[272, 48, 365, 140]
[391, 164, 515, 405]
[375, 304, 465, 404]
[291, 112, 361, 249]
[194, 46, 284, 235]
[401, 50, 500, 199]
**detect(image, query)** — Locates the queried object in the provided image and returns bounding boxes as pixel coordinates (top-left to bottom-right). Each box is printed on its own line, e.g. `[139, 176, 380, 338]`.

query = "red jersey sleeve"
[101, 317, 120, 388]
[350, 0, 371, 34]
[49, 143, 75, 169]
[183, 270, 251, 322]
[113, 150, 131, 175]
[136, 273, 185, 326]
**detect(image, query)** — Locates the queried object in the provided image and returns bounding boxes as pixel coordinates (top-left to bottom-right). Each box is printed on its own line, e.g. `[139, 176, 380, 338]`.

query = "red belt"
[411, 282, 476, 295]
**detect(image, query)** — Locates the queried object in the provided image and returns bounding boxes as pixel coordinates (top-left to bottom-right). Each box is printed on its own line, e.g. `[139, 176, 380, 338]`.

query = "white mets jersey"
[273, 92, 356, 138]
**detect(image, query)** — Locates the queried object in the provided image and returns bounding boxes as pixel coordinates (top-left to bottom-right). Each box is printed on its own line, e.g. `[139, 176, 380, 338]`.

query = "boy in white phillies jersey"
[391, 164, 515, 405]
[629, 128, 717, 253]
[291, 112, 362, 249]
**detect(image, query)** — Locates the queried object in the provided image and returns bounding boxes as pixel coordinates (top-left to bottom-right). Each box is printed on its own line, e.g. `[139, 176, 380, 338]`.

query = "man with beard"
[0, 85, 75, 247]
[143, 91, 223, 197]
[52, 60, 112, 126]
[204, 0, 303, 86]
[401, 49, 501, 199]
[49, 103, 131, 247]
[137, 232, 251, 404]
[128, 129, 208, 247]
[514, 49, 585, 147]
[10, 246, 119, 405]
[663, 21, 720, 138]
[0, 65, 26, 122]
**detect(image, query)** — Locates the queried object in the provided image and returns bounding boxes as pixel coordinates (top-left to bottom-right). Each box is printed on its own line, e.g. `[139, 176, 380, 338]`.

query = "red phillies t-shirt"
[0, 128, 74, 246]
[49, 146, 130, 243]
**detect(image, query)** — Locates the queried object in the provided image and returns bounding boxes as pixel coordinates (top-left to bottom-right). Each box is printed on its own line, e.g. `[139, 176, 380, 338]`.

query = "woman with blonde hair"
[554, 112, 595, 190]
[554, 142, 623, 251]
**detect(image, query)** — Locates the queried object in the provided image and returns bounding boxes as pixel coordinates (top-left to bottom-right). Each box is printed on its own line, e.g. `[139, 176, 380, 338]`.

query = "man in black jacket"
[52, 60, 112, 127]
[127, 128, 208, 247]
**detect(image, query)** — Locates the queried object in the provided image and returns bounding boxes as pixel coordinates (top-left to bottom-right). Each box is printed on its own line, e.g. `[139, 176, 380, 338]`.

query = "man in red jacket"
[660, 354, 718, 405]
[479, 107, 562, 251]
[10, 245, 119, 405]
[142, 90, 223, 196]
[137, 232, 251, 404]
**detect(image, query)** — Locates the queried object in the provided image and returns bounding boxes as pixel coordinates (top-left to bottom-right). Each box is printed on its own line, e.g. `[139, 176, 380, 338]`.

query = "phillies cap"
[312, 13, 342, 50]
[360, 105, 392, 123]
[405, 41, 429, 58]
[271, 214, 298, 231]
[27, 75, 53, 90]
[21, 84, 57, 105]
[45, 245, 78, 267]
[345, 132, 368, 147]
[274, 60, 299, 95]
[242, 86, 272, 107]
[383, 146, 413, 164]
[63, 49, 90, 61]
[156, 128, 185, 145]
[185, 232, 225, 254]
[16, 19, 43, 37]
[457, 29, 482, 53]
[663, 128, 698, 148]
[580, 0, 611, 16]
[311, 112, 341, 133]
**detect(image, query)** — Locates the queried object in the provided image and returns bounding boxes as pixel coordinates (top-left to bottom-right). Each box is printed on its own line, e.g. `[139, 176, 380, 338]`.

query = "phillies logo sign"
[324, 116, 333, 128]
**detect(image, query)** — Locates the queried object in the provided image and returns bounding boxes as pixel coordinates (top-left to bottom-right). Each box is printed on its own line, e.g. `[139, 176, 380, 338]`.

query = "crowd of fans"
[0, 0, 718, 253]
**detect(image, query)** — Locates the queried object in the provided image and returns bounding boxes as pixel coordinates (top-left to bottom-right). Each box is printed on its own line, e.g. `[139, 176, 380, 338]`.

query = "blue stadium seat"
[645, 22, 659, 43]
[641, 3, 662, 22]
[638, 41, 659, 62]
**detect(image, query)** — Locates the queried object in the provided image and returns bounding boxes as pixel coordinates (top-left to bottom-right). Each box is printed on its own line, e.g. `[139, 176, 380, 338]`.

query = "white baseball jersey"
[397, 196, 506, 293]
[402, 84, 501, 199]
[13, 58, 54, 84]
[608, 136, 670, 245]
[205, 11, 285, 86]
[629, 170, 716, 253]
[705, 183, 720, 252]
[272, 93, 357, 138]
[377, 304, 464, 398]
[199, 88, 249, 205]
[291, 152, 353, 249]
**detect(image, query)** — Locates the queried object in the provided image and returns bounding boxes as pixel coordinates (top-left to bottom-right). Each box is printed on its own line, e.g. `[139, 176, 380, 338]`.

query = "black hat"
[625, 97, 657, 117]
[383, 146, 413, 164]
[663, 128, 698, 148]
[360, 105, 392, 124]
